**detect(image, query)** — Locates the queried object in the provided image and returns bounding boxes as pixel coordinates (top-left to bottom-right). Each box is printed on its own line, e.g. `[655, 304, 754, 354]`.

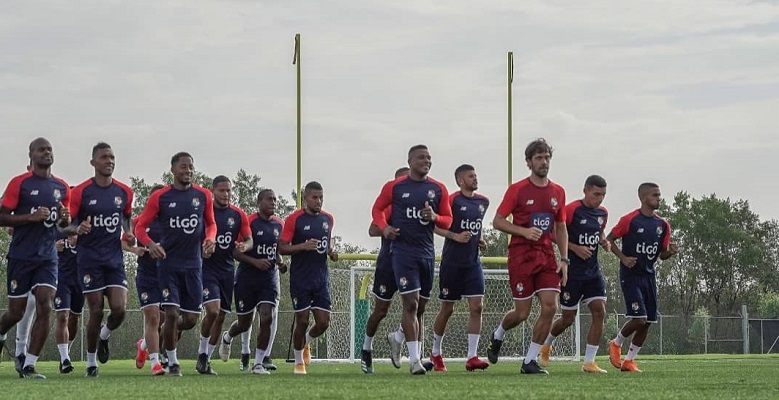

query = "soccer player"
[539, 175, 610, 373]
[371, 145, 453, 375]
[278, 181, 338, 375]
[607, 182, 678, 372]
[220, 188, 285, 375]
[361, 167, 409, 374]
[69, 142, 134, 377]
[429, 164, 490, 372]
[53, 232, 82, 374]
[487, 138, 567, 375]
[197, 176, 252, 375]
[132, 184, 166, 376]
[0, 137, 71, 379]
[134, 151, 217, 377]
[236, 306, 280, 372]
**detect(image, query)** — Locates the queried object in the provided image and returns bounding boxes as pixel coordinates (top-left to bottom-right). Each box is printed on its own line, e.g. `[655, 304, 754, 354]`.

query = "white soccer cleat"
[387, 332, 403, 369]
[410, 360, 427, 375]
[251, 363, 270, 375]
[218, 331, 231, 362]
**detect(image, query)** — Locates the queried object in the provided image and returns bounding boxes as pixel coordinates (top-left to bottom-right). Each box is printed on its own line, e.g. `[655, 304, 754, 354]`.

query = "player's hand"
[277, 261, 288, 274]
[77, 216, 92, 235]
[202, 240, 216, 257]
[478, 239, 487, 251]
[30, 206, 51, 222]
[148, 242, 166, 260]
[600, 238, 611, 253]
[56, 239, 65, 252]
[301, 238, 320, 251]
[451, 231, 472, 243]
[522, 227, 543, 241]
[557, 260, 568, 287]
[131, 246, 146, 257]
[235, 241, 247, 253]
[667, 243, 679, 256]
[328, 249, 338, 262]
[123, 231, 137, 247]
[621, 256, 638, 268]
[382, 226, 400, 240]
[57, 202, 70, 222]
[421, 201, 437, 222]
[254, 258, 272, 271]
[571, 244, 593, 260]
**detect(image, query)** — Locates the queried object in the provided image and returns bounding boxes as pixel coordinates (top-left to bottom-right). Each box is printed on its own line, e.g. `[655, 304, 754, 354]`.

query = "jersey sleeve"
[495, 183, 518, 217]
[134, 190, 162, 247]
[609, 213, 632, 240]
[661, 219, 671, 250]
[68, 183, 84, 225]
[122, 184, 134, 218]
[563, 201, 578, 225]
[238, 208, 252, 241]
[1, 175, 24, 210]
[599, 206, 609, 231]
[554, 185, 566, 223]
[433, 182, 452, 230]
[371, 180, 396, 230]
[201, 188, 217, 242]
[280, 212, 299, 243]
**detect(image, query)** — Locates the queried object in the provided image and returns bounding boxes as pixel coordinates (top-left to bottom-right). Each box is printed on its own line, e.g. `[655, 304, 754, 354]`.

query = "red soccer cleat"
[465, 356, 489, 371]
[429, 354, 447, 372]
[135, 339, 148, 369]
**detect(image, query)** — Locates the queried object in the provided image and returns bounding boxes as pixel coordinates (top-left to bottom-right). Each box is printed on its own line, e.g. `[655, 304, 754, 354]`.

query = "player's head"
[303, 181, 324, 214]
[524, 138, 553, 178]
[170, 151, 194, 186]
[150, 184, 165, 195]
[211, 175, 232, 208]
[582, 175, 607, 208]
[90, 142, 115, 178]
[28, 137, 53, 168]
[454, 164, 477, 191]
[407, 144, 431, 177]
[638, 182, 661, 210]
[257, 188, 276, 216]
[394, 167, 410, 179]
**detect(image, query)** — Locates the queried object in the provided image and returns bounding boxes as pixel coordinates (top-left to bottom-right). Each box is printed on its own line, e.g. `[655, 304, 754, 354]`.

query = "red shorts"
[508, 246, 560, 300]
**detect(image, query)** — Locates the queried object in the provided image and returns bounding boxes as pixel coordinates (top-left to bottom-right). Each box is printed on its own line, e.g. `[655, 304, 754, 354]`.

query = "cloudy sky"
[1, 1, 777, 250]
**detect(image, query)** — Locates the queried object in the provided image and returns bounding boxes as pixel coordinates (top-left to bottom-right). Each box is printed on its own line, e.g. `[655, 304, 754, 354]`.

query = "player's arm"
[371, 181, 399, 239]
[278, 213, 318, 255]
[492, 185, 538, 240]
[236, 210, 253, 253]
[135, 193, 166, 259]
[0, 179, 45, 226]
[232, 245, 271, 271]
[659, 220, 678, 260]
[606, 217, 636, 268]
[434, 226, 471, 243]
[56, 184, 72, 229]
[430, 185, 453, 229]
[368, 223, 382, 237]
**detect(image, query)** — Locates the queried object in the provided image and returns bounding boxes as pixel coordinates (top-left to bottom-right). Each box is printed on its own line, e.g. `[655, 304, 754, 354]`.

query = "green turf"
[1, 355, 778, 399]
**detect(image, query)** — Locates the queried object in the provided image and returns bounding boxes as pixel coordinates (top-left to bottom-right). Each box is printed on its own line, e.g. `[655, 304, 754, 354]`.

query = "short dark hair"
[171, 151, 193, 166]
[638, 182, 659, 196]
[408, 144, 428, 160]
[304, 181, 323, 193]
[394, 167, 410, 178]
[454, 164, 474, 181]
[524, 138, 553, 161]
[150, 184, 165, 194]
[212, 175, 231, 188]
[584, 175, 607, 188]
[91, 142, 112, 158]
[257, 188, 275, 201]
[28, 137, 50, 152]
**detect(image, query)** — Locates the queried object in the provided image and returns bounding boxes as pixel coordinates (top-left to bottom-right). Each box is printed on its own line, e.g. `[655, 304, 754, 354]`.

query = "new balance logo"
[303, 225, 311, 231]
[169, 202, 177, 208]
[580, 219, 587, 224]
[526, 199, 534, 205]
[257, 230, 264, 236]
[30, 190, 39, 195]
[89, 199, 97, 205]
[460, 206, 467, 211]
[402, 193, 410, 198]
[637, 228, 644, 233]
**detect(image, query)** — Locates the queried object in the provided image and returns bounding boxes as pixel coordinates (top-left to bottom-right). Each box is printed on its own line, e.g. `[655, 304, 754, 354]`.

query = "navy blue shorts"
[438, 262, 484, 301]
[7, 258, 57, 297]
[234, 269, 279, 315]
[290, 275, 330, 312]
[202, 267, 234, 313]
[136, 270, 162, 310]
[391, 253, 434, 298]
[54, 270, 85, 314]
[371, 257, 398, 301]
[79, 262, 128, 294]
[621, 274, 657, 323]
[560, 275, 607, 310]
[158, 267, 203, 314]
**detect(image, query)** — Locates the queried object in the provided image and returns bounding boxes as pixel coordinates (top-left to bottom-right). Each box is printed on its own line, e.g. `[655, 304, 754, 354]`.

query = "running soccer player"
[539, 175, 610, 373]
[197, 176, 252, 375]
[429, 164, 490, 372]
[607, 182, 678, 372]
[278, 181, 338, 375]
[53, 232, 82, 374]
[0, 137, 71, 379]
[371, 145, 453, 375]
[134, 151, 217, 377]
[487, 138, 567, 375]
[69, 142, 134, 377]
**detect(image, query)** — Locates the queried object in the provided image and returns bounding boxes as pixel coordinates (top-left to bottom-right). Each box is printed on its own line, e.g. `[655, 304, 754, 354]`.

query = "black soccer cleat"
[97, 335, 110, 364]
[239, 353, 250, 372]
[486, 330, 503, 364]
[422, 361, 434, 372]
[21, 365, 46, 379]
[60, 359, 74, 374]
[262, 356, 277, 371]
[360, 350, 373, 374]
[14, 353, 26, 377]
[85, 366, 99, 378]
[196, 353, 217, 375]
[520, 360, 549, 375]
[168, 363, 182, 377]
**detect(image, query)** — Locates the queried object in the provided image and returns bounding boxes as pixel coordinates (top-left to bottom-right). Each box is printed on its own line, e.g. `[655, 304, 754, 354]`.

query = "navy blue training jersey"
[203, 205, 251, 273]
[609, 210, 671, 276]
[70, 178, 133, 266]
[440, 191, 489, 267]
[281, 209, 334, 281]
[564, 200, 608, 280]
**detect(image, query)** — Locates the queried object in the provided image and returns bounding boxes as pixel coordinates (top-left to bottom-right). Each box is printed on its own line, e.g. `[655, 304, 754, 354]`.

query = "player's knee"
[515, 308, 531, 321]
[109, 306, 126, 321]
[560, 313, 576, 326]
[179, 314, 198, 330]
[468, 303, 483, 316]
[258, 313, 272, 329]
[590, 307, 606, 322]
[372, 305, 389, 319]
[56, 311, 69, 324]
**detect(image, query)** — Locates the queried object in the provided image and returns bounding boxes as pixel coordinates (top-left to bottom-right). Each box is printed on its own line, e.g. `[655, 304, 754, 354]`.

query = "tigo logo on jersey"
[636, 241, 659, 260]
[93, 212, 121, 233]
[531, 213, 553, 233]
[217, 231, 233, 250]
[256, 243, 277, 259]
[406, 207, 430, 226]
[316, 237, 329, 254]
[399, 277, 408, 288]
[114, 196, 123, 207]
[170, 214, 199, 234]
[578, 232, 600, 247]
[461, 218, 482, 235]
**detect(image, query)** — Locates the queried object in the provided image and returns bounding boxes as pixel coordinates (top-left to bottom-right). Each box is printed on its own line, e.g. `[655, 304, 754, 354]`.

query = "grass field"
[1, 355, 777, 399]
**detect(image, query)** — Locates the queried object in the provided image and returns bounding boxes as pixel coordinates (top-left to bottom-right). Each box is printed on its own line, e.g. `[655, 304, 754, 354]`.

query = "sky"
[1, 1, 777, 251]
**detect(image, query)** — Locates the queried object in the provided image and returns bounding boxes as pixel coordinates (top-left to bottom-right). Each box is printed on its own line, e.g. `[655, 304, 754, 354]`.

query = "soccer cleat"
[239, 353, 250, 371]
[360, 350, 373, 374]
[168, 363, 182, 377]
[21, 366, 46, 379]
[14, 354, 26, 378]
[520, 360, 549, 375]
[608, 340, 623, 369]
[97, 327, 110, 364]
[422, 361, 434, 371]
[262, 356, 277, 371]
[486, 330, 503, 364]
[293, 363, 307, 375]
[582, 361, 608, 374]
[429, 354, 447, 372]
[620, 360, 642, 372]
[465, 356, 489, 371]
[252, 363, 270, 375]
[303, 343, 311, 365]
[410, 360, 427, 375]
[160, 354, 169, 372]
[85, 366, 99, 378]
[135, 339, 148, 369]
[386, 332, 403, 369]
[196, 353, 217, 375]
[151, 363, 165, 376]
[60, 359, 74, 374]
[218, 331, 231, 362]
[539, 345, 552, 367]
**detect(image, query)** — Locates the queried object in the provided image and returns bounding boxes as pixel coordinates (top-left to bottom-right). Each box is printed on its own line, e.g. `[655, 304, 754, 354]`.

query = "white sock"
[17, 293, 35, 352]
[222, 331, 232, 344]
[255, 348, 265, 366]
[494, 324, 506, 341]
[614, 332, 627, 346]
[584, 344, 598, 363]
[140, 338, 147, 350]
[23, 353, 38, 368]
[294, 349, 303, 364]
[99, 325, 112, 341]
[241, 334, 251, 354]
[363, 335, 373, 351]
[305, 332, 314, 345]
[543, 333, 556, 346]
[198, 335, 209, 355]
[626, 344, 641, 361]
[87, 352, 97, 368]
[241, 325, 252, 353]
[149, 353, 159, 366]
[167, 349, 179, 365]
[431, 334, 443, 356]
[394, 325, 405, 343]
[57, 343, 69, 362]
[207, 344, 216, 358]
[467, 334, 480, 359]
[407, 341, 420, 363]
[524, 342, 542, 364]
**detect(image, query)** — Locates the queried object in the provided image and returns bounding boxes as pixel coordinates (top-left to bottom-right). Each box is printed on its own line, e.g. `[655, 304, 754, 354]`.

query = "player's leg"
[199, 271, 220, 362]
[250, 303, 274, 375]
[0, 296, 28, 375]
[520, 288, 557, 374]
[362, 297, 391, 374]
[302, 285, 332, 369]
[621, 277, 656, 372]
[238, 313, 255, 370]
[463, 296, 489, 371]
[610, 275, 646, 369]
[23, 284, 56, 378]
[54, 307, 73, 373]
[2, 259, 37, 375]
[292, 307, 311, 374]
[98, 285, 128, 364]
[488, 258, 533, 364]
[542, 279, 584, 367]
[263, 304, 278, 370]
[430, 300, 454, 372]
[83, 290, 104, 376]
[140, 305, 164, 375]
[578, 298, 607, 373]
[14, 292, 36, 366]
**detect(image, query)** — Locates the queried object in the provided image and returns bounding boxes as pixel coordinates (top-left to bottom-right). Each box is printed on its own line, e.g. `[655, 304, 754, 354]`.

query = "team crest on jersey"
[292, 298, 297, 308]
[53, 188, 62, 202]
[597, 217, 604, 226]
[140, 292, 148, 301]
[563, 292, 570, 301]
[656, 226, 663, 236]
[441, 288, 449, 296]
[427, 190, 436, 199]
[114, 196, 123, 207]
[162, 288, 170, 299]
[55, 297, 62, 306]
[192, 197, 201, 208]
[83, 274, 92, 285]
[399, 277, 408, 288]
[478, 204, 485, 214]
[203, 288, 210, 297]
[10, 280, 17, 291]
[550, 197, 558, 208]
[227, 217, 235, 228]
[322, 221, 329, 231]
[516, 282, 524, 294]
[631, 302, 640, 311]
[238, 300, 244, 310]
[379, 285, 387, 294]
[273, 229, 279, 237]
[122, 279, 128, 286]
